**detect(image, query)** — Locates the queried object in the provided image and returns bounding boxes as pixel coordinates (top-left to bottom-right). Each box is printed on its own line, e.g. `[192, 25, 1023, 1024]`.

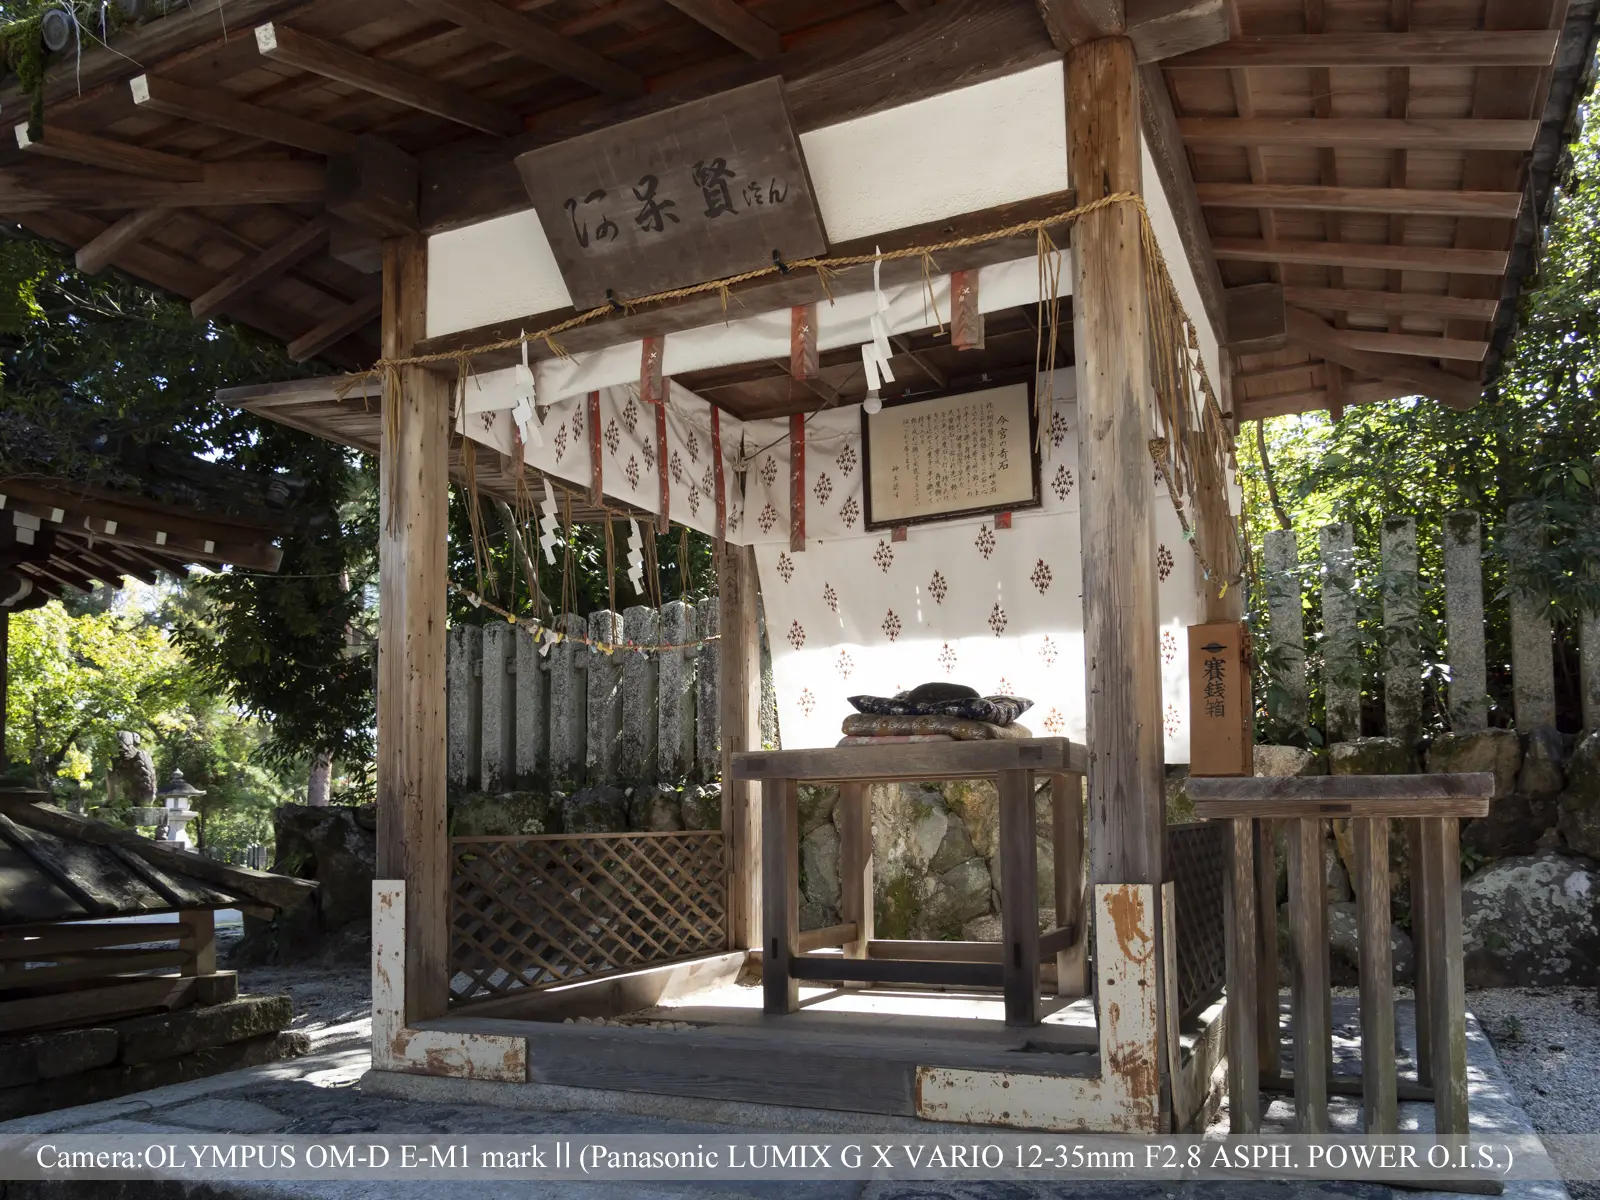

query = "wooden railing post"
[1353, 817, 1397, 1131]
[1224, 816, 1259, 1132]
[1050, 772, 1088, 997]
[1418, 815, 1469, 1133]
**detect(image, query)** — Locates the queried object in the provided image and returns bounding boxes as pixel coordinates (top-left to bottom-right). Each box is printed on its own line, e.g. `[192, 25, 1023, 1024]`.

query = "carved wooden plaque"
[515, 79, 828, 311]
[861, 382, 1040, 529]
[1188, 622, 1253, 777]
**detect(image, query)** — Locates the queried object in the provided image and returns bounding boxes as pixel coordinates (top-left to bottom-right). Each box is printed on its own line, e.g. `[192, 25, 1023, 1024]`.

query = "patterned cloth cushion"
[840, 713, 1035, 741]
[847, 691, 1034, 726]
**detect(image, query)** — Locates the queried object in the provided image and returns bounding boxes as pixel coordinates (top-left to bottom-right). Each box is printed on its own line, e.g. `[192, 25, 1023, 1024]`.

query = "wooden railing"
[448, 831, 728, 1007]
[1190, 772, 1493, 1135]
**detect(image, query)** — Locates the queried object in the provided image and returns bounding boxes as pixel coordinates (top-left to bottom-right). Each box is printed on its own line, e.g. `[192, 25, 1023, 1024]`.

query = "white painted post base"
[372, 881, 527, 1081]
[916, 883, 1165, 1132]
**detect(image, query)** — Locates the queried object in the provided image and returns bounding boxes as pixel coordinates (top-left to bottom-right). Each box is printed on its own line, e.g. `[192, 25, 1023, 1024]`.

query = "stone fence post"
[1262, 528, 1306, 728]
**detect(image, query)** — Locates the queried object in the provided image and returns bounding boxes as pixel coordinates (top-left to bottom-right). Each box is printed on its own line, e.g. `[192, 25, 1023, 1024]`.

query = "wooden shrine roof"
[0, 790, 317, 926]
[5, 0, 1594, 422]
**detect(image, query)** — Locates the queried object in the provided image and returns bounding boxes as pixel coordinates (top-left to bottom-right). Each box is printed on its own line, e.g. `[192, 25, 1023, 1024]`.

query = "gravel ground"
[218, 926, 371, 1053]
[1469, 988, 1600, 1200]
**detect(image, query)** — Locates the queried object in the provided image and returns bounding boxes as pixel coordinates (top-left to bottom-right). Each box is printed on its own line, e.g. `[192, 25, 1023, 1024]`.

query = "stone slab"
[115, 995, 294, 1067]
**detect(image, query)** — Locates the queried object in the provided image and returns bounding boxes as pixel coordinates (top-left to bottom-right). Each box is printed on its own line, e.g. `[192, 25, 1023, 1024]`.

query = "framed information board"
[860, 381, 1040, 530]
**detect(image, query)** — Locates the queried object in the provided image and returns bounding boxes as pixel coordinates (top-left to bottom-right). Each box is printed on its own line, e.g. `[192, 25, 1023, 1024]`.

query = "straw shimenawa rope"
[369, 192, 1239, 602]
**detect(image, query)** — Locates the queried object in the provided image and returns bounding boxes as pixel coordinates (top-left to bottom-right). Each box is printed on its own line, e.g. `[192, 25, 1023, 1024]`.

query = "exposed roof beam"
[405, 0, 645, 98]
[420, 0, 1060, 231]
[1235, 380, 1412, 421]
[1286, 307, 1481, 410]
[1213, 238, 1509, 275]
[1035, 0, 1227, 60]
[130, 74, 357, 157]
[74, 208, 168, 275]
[1168, 30, 1560, 68]
[1281, 286, 1499, 323]
[191, 216, 331, 322]
[1179, 117, 1539, 150]
[14, 123, 202, 181]
[1283, 310, 1488, 362]
[287, 291, 382, 362]
[1195, 182, 1523, 219]
[0, 161, 324, 212]
[254, 22, 522, 137]
[660, 0, 783, 59]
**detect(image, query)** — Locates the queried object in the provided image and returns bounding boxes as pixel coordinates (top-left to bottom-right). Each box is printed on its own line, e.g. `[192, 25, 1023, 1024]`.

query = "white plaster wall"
[426, 63, 1073, 339]
[426, 209, 572, 338]
[798, 61, 1069, 243]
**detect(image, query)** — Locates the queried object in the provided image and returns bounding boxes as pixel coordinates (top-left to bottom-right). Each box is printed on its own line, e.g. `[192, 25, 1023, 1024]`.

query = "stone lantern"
[155, 769, 204, 850]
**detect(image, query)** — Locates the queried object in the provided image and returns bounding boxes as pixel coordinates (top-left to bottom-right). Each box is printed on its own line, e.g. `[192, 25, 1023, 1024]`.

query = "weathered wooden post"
[376, 233, 450, 1023]
[1506, 502, 1556, 731]
[1380, 517, 1422, 745]
[1442, 511, 1488, 733]
[1319, 523, 1360, 742]
[1263, 529, 1307, 729]
[620, 605, 660, 782]
[1065, 33, 1165, 893]
[718, 544, 763, 951]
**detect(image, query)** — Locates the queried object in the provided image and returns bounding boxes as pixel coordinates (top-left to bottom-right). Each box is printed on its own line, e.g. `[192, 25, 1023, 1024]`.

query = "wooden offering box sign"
[1188, 622, 1253, 777]
[515, 79, 828, 311]
[862, 382, 1040, 529]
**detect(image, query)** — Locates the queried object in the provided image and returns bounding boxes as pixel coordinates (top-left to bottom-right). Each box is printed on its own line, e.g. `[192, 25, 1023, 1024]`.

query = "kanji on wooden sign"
[789, 413, 805, 553]
[515, 79, 828, 311]
[1188, 622, 1252, 777]
[951, 270, 985, 351]
[790, 303, 818, 380]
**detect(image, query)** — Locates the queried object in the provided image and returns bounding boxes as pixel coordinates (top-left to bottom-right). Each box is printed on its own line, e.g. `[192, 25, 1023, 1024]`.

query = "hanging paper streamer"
[626, 518, 646, 596]
[512, 332, 541, 448]
[537, 478, 562, 564]
[861, 247, 896, 391]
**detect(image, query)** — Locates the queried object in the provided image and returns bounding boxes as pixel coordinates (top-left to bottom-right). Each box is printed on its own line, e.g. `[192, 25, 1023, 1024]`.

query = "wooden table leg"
[1255, 817, 1282, 1084]
[1419, 815, 1468, 1134]
[998, 768, 1039, 1027]
[1050, 772, 1087, 997]
[761, 777, 799, 1015]
[1354, 816, 1398, 1133]
[1225, 816, 1260, 1133]
[1287, 816, 1329, 1132]
[1409, 817, 1434, 1088]
[838, 781, 873, 960]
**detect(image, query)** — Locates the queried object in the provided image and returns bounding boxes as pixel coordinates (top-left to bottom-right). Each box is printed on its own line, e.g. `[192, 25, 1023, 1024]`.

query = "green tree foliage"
[1239, 109, 1600, 741]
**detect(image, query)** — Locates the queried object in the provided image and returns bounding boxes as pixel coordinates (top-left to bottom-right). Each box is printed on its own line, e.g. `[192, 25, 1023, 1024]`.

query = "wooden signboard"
[1188, 622, 1253, 777]
[515, 79, 828, 311]
[860, 382, 1040, 529]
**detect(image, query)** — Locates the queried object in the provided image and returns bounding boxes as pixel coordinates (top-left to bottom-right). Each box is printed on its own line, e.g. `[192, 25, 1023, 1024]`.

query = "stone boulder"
[801, 821, 841, 915]
[681, 783, 721, 831]
[452, 790, 562, 837]
[562, 785, 629, 833]
[1255, 745, 1327, 777]
[627, 785, 683, 832]
[1557, 732, 1600, 859]
[1427, 728, 1521, 798]
[1326, 901, 1413, 985]
[1517, 726, 1567, 799]
[1329, 737, 1416, 776]
[798, 784, 838, 838]
[921, 858, 995, 938]
[1461, 853, 1600, 986]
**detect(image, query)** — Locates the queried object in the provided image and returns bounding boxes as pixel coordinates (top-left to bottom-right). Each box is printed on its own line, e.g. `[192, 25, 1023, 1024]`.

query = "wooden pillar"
[998, 768, 1040, 1027]
[181, 908, 217, 977]
[1223, 817, 1259, 1132]
[761, 776, 799, 1015]
[717, 541, 763, 950]
[838, 781, 873, 959]
[1067, 36, 1165, 891]
[1354, 816, 1398, 1132]
[1050, 772, 1088, 996]
[376, 233, 450, 1024]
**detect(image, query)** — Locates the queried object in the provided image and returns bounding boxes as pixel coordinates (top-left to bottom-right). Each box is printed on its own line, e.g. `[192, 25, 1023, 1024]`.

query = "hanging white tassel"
[860, 245, 896, 394]
[538, 478, 561, 564]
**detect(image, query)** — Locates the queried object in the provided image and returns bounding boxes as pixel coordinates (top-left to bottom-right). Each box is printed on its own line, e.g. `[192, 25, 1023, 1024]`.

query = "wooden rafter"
[1285, 307, 1481, 409]
[287, 291, 382, 362]
[0, 162, 325, 211]
[1281, 286, 1499, 322]
[14, 123, 202, 181]
[1236, 380, 1411, 421]
[254, 23, 523, 138]
[74, 209, 168, 276]
[190, 217, 331, 322]
[660, 0, 783, 59]
[1194, 183, 1522, 219]
[130, 74, 357, 157]
[1213, 239, 1509, 275]
[1281, 313, 1488, 362]
[1178, 117, 1538, 150]
[405, 0, 645, 98]
[1169, 30, 1559, 67]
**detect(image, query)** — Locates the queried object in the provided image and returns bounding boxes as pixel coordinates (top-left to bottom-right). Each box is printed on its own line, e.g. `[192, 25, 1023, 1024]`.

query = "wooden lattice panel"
[449, 831, 727, 1006]
[1168, 821, 1226, 1020]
